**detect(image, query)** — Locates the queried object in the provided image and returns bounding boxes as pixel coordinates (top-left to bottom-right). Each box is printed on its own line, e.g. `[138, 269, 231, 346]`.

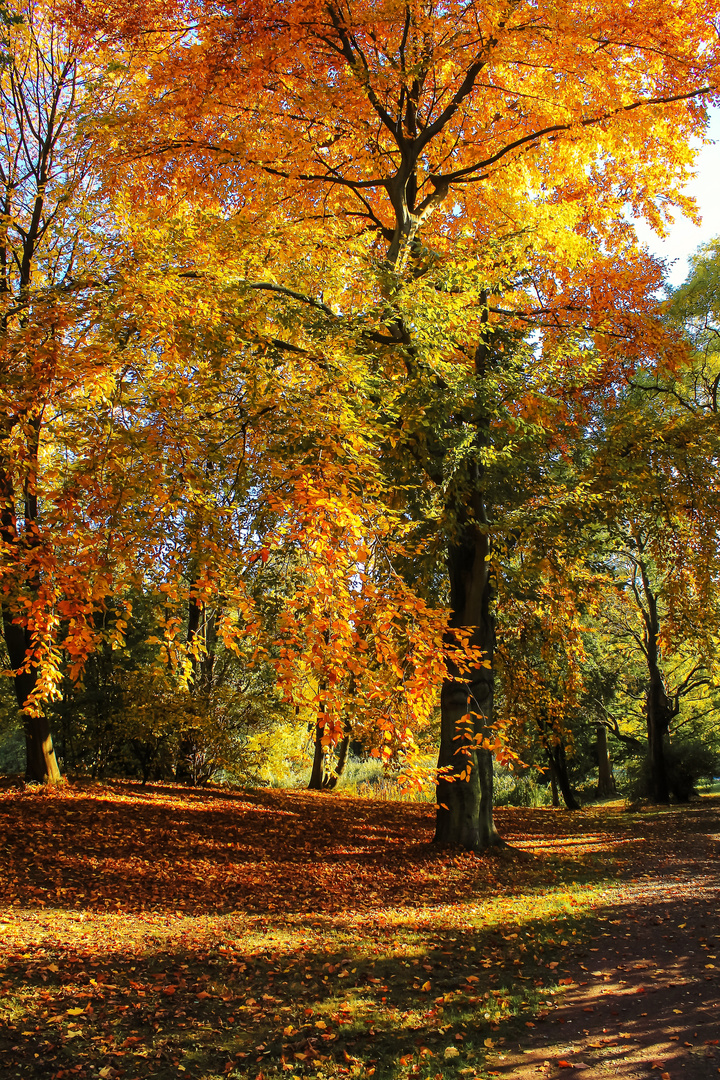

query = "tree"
[578, 350, 720, 801]
[0, 0, 138, 781]
[73, 0, 719, 843]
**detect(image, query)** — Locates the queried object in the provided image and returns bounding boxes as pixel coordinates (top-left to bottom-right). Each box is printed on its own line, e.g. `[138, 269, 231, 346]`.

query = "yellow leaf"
[66, 1008, 84, 1016]
[420, 981, 431, 992]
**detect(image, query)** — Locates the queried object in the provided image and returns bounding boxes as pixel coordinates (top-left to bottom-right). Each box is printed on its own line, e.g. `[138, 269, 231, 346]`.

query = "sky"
[634, 105, 720, 288]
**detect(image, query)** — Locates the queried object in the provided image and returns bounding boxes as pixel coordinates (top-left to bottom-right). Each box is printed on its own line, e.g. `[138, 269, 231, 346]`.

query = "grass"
[0, 780, 706, 1080]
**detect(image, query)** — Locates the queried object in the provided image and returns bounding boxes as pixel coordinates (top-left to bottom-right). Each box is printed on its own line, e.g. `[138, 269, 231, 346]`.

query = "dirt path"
[491, 800, 720, 1080]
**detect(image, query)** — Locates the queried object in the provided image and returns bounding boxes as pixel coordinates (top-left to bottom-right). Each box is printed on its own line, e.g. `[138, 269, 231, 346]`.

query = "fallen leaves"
[1, 784, 719, 1080]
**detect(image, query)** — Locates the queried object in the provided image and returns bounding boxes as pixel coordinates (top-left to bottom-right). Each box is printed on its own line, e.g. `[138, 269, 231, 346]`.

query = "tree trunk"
[547, 742, 580, 810]
[323, 731, 350, 790]
[434, 309, 504, 850]
[308, 717, 325, 790]
[178, 586, 218, 784]
[634, 557, 677, 803]
[595, 723, 615, 797]
[646, 669, 671, 803]
[434, 531, 504, 849]
[548, 757, 560, 807]
[24, 712, 61, 785]
[2, 618, 61, 783]
[1, 444, 61, 785]
[639, 561, 674, 804]
[308, 715, 350, 790]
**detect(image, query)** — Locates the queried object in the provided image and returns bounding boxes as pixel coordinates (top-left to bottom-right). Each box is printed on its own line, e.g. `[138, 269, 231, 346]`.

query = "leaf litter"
[0, 782, 718, 1079]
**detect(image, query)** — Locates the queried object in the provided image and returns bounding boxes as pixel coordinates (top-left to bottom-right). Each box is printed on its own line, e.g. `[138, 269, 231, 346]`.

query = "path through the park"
[491, 800, 720, 1080]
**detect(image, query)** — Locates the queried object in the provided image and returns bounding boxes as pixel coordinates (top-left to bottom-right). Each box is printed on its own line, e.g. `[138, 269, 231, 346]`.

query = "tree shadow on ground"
[1, 783, 718, 917]
[1, 891, 718, 1080]
[0, 787, 718, 1079]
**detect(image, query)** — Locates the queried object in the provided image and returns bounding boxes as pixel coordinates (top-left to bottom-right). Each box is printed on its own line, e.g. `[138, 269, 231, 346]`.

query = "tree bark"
[308, 716, 325, 790]
[595, 723, 615, 797]
[1, 446, 61, 783]
[2, 615, 61, 784]
[546, 741, 580, 809]
[434, 529, 504, 849]
[323, 730, 350, 790]
[308, 714, 350, 790]
[547, 756, 560, 807]
[434, 304, 504, 850]
[638, 558, 674, 803]
[646, 669, 672, 803]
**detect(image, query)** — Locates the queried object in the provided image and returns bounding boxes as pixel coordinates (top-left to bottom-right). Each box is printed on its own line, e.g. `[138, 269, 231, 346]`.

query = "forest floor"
[0, 782, 718, 1080]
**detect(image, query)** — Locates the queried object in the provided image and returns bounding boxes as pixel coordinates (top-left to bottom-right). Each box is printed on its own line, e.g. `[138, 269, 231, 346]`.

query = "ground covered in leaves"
[0, 783, 718, 1080]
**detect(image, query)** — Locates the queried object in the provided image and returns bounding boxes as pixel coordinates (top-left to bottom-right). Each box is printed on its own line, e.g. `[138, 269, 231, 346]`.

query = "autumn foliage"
[0, 0, 719, 852]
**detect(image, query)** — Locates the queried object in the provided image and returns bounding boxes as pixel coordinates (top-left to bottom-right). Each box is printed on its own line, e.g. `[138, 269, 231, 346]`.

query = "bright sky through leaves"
[635, 106, 720, 287]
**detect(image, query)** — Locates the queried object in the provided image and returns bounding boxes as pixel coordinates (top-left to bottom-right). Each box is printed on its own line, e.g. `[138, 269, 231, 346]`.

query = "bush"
[0, 724, 24, 775]
[494, 768, 553, 807]
[625, 737, 720, 802]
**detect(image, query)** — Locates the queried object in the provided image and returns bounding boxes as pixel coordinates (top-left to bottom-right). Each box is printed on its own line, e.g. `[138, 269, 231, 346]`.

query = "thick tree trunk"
[308, 717, 350, 790]
[24, 712, 61, 784]
[2, 617, 61, 783]
[434, 310, 504, 851]
[634, 555, 677, 803]
[308, 717, 325, 790]
[548, 758, 560, 807]
[335, 731, 350, 778]
[178, 586, 219, 784]
[435, 678, 483, 847]
[1, 442, 62, 784]
[434, 531, 504, 850]
[323, 731, 350, 790]
[595, 723, 615, 797]
[646, 670, 671, 803]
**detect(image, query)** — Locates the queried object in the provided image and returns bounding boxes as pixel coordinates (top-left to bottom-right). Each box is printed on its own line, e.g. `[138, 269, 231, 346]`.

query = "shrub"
[494, 768, 553, 807]
[625, 737, 720, 802]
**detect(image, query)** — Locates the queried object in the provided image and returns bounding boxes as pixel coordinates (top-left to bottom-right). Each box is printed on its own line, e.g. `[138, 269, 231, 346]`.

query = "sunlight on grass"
[3, 784, 716, 1079]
